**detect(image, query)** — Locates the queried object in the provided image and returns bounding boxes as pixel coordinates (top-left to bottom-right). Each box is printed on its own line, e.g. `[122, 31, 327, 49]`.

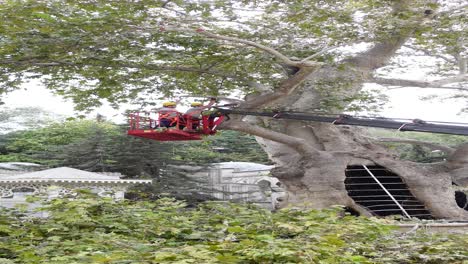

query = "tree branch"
[345, 1, 434, 71]
[240, 66, 318, 109]
[455, 54, 467, 75]
[437, 3, 468, 17]
[371, 76, 468, 90]
[301, 46, 338, 62]
[160, 26, 322, 68]
[447, 142, 468, 168]
[219, 119, 320, 157]
[0, 59, 244, 80]
[161, 0, 172, 8]
[375, 137, 455, 154]
[402, 45, 456, 64]
[247, 81, 273, 93]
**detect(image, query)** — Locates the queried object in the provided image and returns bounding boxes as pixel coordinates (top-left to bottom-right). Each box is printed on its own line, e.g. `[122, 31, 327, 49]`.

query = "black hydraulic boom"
[216, 108, 468, 136]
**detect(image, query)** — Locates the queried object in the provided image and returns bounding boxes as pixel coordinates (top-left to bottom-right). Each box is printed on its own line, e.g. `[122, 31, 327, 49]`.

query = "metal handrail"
[362, 165, 411, 218]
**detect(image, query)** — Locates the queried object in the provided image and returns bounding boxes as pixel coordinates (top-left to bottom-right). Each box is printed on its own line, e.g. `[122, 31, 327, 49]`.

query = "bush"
[0, 195, 466, 263]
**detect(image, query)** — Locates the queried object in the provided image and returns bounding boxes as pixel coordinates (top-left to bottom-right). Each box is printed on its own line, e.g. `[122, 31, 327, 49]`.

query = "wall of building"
[185, 165, 285, 210]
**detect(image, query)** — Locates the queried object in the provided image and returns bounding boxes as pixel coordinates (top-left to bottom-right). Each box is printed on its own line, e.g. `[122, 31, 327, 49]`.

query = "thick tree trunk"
[241, 61, 468, 219]
[256, 122, 468, 220]
[227, 63, 468, 220]
[220, 1, 468, 219]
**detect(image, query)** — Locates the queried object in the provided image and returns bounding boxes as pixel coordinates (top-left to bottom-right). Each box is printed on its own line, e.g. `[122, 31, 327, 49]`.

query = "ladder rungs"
[345, 183, 406, 186]
[345, 168, 393, 171]
[351, 195, 414, 198]
[355, 199, 419, 203]
[367, 209, 403, 212]
[371, 208, 431, 212]
[364, 204, 402, 208]
[345, 176, 401, 179]
[348, 189, 411, 192]
[409, 214, 433, 217]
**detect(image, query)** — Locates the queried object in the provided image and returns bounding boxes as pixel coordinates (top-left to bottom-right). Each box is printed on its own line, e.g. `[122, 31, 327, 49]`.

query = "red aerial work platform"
[127, 111, 224, 141]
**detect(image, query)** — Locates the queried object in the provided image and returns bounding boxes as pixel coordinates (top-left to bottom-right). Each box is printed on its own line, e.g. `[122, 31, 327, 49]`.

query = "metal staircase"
[345, 165, 432, 219]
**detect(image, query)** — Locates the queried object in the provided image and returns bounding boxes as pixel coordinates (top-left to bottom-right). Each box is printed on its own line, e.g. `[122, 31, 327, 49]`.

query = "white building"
[0, 162, 283, 210]
[0, 167, 152, 212]
[175, 162, 285, 209]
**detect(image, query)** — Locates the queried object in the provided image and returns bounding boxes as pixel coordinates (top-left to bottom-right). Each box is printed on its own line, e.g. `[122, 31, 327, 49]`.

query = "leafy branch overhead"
[0, 0, 465, 111]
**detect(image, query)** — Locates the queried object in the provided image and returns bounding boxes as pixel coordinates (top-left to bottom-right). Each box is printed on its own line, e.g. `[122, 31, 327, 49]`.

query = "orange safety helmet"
[190, 102, 203, 107]
[162, 101, 177, 107]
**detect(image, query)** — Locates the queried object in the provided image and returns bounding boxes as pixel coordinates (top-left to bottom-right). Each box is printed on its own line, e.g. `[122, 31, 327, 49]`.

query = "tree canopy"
[0, 119, 270, 201]
[0, 119, 269, 165]
[2, 0, 468, 218]
[1, 0, 466, 111]
[0, 106, 60, 133]
[0, 195, 466, 263]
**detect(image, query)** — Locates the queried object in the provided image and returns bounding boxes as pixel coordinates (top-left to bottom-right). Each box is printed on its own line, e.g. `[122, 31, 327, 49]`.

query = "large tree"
[0, 106, 60, 133]
[1, 0, 467, 219]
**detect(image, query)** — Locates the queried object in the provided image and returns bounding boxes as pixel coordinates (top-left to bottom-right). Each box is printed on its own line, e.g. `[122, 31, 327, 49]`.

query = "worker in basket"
[184, 98, 217, 130]
[158, 101, 180, 128]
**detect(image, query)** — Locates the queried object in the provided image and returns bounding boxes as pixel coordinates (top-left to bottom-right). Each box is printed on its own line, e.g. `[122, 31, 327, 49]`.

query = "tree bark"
[243, 64, 468, 219]
[254, 122, 468, 220]
[220, 0, 468, 220]
[230, 73, 468, 219]
[218, 1, 468, 220]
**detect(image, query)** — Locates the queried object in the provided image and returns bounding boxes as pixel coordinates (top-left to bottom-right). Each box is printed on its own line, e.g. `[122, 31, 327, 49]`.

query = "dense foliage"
[3, 116, 467, 167]
[0, 120, 116, 163]
[0, 195, 466, 263]
[1, 3, 467, 260]
[368, 128, 468, 163]
[0, 119, 269, 166]
[0, 119, 269, 201]
[1, 1, 465, 111]
[171, 130, 270, 164]
[0, 107, 61, 133]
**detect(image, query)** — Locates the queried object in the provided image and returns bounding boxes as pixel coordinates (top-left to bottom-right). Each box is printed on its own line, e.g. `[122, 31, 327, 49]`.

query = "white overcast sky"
[2, 86, 125, 122]
[2, 44, 467, 124]
[2, 83, 468, 124]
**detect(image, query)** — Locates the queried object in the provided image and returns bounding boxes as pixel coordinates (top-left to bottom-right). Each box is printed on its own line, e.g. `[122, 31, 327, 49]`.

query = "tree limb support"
[371, 76, 468, 90]
[219, 120, 321, 157]
[375, 137, 455, 154]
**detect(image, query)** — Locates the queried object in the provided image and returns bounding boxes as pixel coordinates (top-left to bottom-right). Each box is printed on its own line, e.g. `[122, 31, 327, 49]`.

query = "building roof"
[214, 162, 274, 172]
[0, 167, 152, 184]
[0, 162, 42, 171]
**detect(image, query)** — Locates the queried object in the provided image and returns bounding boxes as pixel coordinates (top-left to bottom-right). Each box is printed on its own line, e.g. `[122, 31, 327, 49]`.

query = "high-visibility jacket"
[158, 107, 179, 119]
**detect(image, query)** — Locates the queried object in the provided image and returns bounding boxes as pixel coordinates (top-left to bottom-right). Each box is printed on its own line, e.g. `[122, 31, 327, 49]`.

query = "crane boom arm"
[216, 108, 468, 136]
